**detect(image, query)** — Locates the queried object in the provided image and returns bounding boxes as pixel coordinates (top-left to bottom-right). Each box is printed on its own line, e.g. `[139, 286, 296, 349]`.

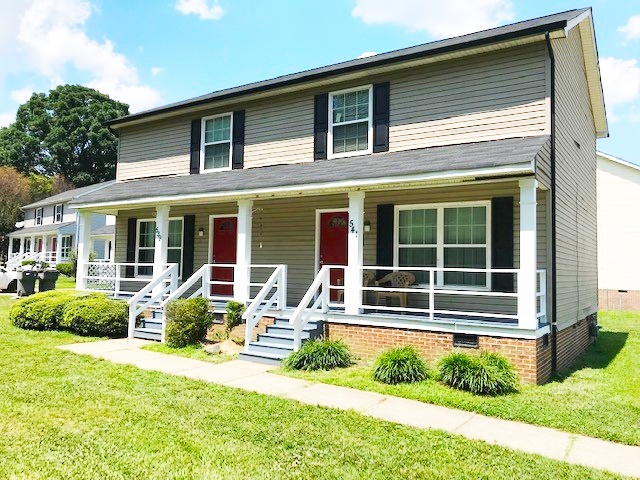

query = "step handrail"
[241, 265, 287, 350]
[289, 265, 331, 351]
[127, 263, 178, 339]
[6, 251, 41, 270]
[161, 264, 209, 306]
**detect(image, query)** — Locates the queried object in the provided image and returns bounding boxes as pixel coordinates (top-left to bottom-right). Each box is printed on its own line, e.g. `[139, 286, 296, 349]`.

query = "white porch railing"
[241, 265, 287, 349]
[128, 263, 179, 340]
[6, 251, 41, 270]
[83, 262, 174, 297]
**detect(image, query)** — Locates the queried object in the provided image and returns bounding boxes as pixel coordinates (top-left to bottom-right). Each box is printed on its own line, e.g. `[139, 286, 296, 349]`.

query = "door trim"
[314, 208, 348, 277]
[208, 214, 238, 264]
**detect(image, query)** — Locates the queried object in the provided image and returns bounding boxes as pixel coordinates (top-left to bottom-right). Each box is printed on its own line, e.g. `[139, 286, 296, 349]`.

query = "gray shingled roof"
[107, 8, 589, 127]
[7, 221, 75, 237]
[23, 181, 115, 209]
[72, 136, 548, 207]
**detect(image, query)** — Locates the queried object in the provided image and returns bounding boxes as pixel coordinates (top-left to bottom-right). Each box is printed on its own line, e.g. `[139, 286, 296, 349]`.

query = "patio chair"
[375, 271, 416, 308]
[336, 270, 376, 303]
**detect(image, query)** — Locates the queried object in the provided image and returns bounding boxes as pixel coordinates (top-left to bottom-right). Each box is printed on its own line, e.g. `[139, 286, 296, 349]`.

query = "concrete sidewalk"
[59, 339, 640, 478]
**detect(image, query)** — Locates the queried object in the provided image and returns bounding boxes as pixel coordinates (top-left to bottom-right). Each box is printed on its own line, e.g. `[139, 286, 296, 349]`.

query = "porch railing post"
[345, 191, 365, 315]
[429, 269, 435, 322]
[517, 178, 538, 330]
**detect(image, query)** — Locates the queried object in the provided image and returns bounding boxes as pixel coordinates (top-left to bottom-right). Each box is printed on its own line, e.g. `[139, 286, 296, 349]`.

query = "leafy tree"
[0, 167, 30, 237]
[0, 85, 129, 186]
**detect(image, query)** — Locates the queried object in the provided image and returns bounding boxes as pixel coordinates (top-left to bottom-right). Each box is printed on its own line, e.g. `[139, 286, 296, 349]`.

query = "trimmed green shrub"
[373, 346, 429, 384]
[225, 301, 245, 336]
[60, 295, 129, 337]
[9, 290, 75, 330]
[56, 262, 75, 277]
[21, 259, 50, 270]
[165, 297, 213, 348]
[283, 339, 351, 371]
[438, 350, 519, 395]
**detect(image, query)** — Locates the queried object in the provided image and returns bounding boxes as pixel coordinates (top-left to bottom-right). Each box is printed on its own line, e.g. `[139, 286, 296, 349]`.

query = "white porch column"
[345, 191, 365, 315]
[56, 233, 63, 263]
[518, 178, 538, 330]
[29, 235, 35, 253]
[153, 205, 170, 281]
[76, 211, 92, 289]
[234, 199, 253, 303]
[19, 237, 25, 256]
[7, 237, 14, 258]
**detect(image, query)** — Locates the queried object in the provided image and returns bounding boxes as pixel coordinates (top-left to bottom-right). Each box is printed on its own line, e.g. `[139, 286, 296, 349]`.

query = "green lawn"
[280, 311, 640, 446]
[54, 274, 75, 290]
[0, 296, 624, 479]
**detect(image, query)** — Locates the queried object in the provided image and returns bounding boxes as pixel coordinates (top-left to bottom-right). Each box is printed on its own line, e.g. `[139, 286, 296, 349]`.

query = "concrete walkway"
[59, 339, 640, 478]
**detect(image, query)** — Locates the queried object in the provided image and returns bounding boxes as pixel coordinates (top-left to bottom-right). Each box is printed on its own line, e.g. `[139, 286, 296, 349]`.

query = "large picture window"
[136, 218, 183, 277]
[396, 202, 490, 288]
[329, 86, 372, 158]
[201, 113, 232, 172]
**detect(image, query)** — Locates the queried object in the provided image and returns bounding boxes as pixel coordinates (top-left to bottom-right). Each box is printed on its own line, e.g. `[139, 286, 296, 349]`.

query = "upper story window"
[328, 86, 372, 159]
[54, 204, 63, 223]
[35, 208, 43, 226]
[201, 113, 232, 172]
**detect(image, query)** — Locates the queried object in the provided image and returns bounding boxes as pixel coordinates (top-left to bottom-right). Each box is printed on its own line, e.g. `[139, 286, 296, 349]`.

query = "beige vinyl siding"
[552, 29, 598, 330]
[534, 137, 552, 189]
[597, 155, 640, 290]
[115, 43, 549, 182]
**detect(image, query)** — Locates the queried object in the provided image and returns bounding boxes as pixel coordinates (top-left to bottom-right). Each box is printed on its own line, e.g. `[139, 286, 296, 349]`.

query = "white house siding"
[115, 43, 549, 182]
[552, 29, 598, 329]
[597, 155, 640, 291]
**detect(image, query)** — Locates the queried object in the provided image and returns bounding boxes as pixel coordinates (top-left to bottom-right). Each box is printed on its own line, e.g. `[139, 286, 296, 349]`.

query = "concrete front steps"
[133, 307, 163, 341]
[238, 317, 323, 365]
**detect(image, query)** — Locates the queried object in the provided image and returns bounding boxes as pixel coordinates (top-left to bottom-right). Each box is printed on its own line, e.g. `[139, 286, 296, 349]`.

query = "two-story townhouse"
[71, 8, 607, 384]
[6, 182, 116, 269]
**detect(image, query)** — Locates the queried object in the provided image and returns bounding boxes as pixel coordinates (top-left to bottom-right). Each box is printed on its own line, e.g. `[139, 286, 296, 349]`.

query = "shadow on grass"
[553, 328, 628, 381]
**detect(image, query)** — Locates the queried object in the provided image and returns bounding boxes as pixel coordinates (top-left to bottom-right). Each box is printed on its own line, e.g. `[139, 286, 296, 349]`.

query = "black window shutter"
[232, 110, 245, 170]
[126, 218, 137, 277]
[182, 215, 196, 278]
[372, 82, 390, 153]
[491, 197, 514, 292]
[190, 119, 201, 174]
[314, 93, 329, 160]
[376, 204, 394, 279]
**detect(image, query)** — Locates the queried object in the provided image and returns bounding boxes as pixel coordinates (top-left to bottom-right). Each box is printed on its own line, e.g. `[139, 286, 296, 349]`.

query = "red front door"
[211, 217, 237, 296]
[37, 238, 43, 253]
[319, 211, 348, 301]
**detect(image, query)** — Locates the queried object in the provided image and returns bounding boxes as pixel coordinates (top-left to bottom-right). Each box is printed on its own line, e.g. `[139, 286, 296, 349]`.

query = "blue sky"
[1, 0, 640, 163]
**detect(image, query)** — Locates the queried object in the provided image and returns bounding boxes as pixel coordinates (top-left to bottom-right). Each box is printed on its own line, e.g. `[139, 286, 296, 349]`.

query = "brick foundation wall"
[599, 289, 640, 311]
[325, 316, 595, 384]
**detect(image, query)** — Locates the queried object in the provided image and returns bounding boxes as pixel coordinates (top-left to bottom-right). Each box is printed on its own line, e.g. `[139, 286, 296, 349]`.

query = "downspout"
[545, 32, 558, 376]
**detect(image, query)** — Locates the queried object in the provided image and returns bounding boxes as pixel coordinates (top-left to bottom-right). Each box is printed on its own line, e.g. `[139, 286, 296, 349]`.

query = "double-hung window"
[329, 86, 372, 158]
[201, 113, 232, 172]
[35, 208, 43, 226]
[60, 235, 72, 260]
[54, 204, 63, 223]
[136, 218, 183, 277]
[396, 202, 490, 289]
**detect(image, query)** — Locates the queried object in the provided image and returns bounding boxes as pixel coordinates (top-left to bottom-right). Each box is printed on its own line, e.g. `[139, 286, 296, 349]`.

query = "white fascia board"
[597, 151, 640, 172]
[72, 163, 534, 211]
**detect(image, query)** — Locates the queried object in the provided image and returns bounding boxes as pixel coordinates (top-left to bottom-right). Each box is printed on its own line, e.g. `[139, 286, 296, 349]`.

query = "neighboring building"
[70, 8, 606, 384]
[6, 183, 116, 268]
[597, 152, 640, 310]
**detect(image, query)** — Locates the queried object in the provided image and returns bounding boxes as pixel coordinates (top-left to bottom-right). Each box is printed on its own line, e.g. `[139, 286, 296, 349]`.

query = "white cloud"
[600, 57, 640, 122]
[618, 15, 640, 43]
[150, 66, 164, 76]
[358, 51, 377, 59]
[10, 86, 35, 104]
[0, 112, 15, 128]
[175, 0, 224, 20]
[352, 0, 514, 39]
[11, 0, 162, 112]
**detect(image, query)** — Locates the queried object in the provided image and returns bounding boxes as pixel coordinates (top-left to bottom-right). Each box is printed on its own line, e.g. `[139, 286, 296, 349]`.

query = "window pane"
[444, 206, 486, 245]
[139, 221, 156, 248]
[204, 143, 230, 170]
[168, 248, 181, 275]
[333, 122, 368, 153]
[398, 209, 436, 246]
[168, 220, 182, 248]
[399, 247, 436, 284]
[332, 88, 369, 124]
[204, 116, 231, 144]
[138, 248, 154, 264]
[444, 247, 486, 286]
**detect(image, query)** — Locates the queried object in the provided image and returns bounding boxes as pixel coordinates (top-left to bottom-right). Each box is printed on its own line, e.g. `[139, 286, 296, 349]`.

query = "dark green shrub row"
[165, 297, 213, 348]
[439, 350, 519, 395]
[283, 339, 352, 371]
[9, 290, 129, 338]
[56, 262, 75, 277]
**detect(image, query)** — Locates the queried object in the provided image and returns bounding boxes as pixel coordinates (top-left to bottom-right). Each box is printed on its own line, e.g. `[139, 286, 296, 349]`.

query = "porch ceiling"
[71, 135, 548, 211]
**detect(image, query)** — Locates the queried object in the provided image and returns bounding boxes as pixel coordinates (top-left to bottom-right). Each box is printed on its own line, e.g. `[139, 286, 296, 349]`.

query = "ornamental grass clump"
[438, 350, 519, 395]
[283, 339, 352, 371]
[372, 346, 429, 384]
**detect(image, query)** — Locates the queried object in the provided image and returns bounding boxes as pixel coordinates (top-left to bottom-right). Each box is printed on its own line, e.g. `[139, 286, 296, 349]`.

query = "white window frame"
[60, 235, 72, 260]
[200, 112, 233, 173]
[54, 204, 63, 223]
[394, 201, 492, 291]
[328, 85, 373, 159]
[135, 217, 184, 278]
[35, 208, 43, 226]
